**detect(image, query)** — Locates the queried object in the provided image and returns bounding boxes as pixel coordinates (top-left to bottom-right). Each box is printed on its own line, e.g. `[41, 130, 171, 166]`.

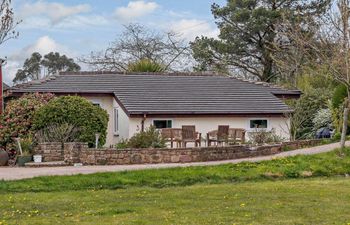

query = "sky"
[0, 0, 226, 85]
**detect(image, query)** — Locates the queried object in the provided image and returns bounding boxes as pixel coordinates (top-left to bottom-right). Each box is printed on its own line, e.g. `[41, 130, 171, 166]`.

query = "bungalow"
[6, 72, 301, 147]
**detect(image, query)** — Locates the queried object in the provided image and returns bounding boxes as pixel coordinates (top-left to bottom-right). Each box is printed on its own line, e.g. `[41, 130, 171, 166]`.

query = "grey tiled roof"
[10, 73, 298, 115]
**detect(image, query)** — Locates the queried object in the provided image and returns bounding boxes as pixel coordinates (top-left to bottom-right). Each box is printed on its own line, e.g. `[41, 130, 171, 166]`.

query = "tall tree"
[0, 0, 20, 45]
[81, 24, 191, 72]
[289, 0, 350, 150]
[191, 0, 331, 82]
[13, 52, 81, 84]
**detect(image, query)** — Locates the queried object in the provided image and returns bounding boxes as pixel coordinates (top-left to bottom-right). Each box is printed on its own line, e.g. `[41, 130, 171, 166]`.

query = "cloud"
[18, 1, 91, 24]
[4, 36, 73, 84]
[114, 1, 159, 21]
[170, 19, 219, 42]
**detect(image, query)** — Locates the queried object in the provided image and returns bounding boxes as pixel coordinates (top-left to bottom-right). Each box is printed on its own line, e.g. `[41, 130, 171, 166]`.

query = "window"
[153, 120, 172, 129]
[113, 107, 119, 134]
[250, 119, 268, 129]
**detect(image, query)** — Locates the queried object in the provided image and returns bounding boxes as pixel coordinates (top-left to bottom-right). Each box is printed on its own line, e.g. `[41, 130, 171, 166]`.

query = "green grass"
[1, 149, 350, 224]
[1, 148, 350, 193]
[1, 178, 350, 224]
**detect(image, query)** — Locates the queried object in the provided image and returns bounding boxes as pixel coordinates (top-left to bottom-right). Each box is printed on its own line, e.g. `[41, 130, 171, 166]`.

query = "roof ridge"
[229, 76, 300, 92]
[58, 71, 227, 77]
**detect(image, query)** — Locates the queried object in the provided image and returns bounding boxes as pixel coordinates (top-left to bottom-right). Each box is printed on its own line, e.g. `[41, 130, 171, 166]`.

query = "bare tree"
[0, 0, 20, 45]
[80, 24, 192, 72]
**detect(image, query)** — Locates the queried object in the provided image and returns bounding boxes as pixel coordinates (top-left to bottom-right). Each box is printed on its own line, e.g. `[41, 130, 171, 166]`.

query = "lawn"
[1, 178, 350, 224]
[1, 148, 350, 224]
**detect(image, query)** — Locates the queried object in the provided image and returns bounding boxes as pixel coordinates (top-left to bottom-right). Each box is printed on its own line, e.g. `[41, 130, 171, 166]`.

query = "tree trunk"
[340, 101, 349, 149]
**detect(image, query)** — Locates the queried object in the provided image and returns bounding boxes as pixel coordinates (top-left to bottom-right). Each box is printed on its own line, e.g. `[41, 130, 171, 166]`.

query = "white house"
[8, 72, 301, 147]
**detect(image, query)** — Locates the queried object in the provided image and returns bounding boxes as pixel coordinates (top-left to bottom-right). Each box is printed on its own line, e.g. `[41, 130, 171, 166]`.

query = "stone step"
[25, 161, 68, 168]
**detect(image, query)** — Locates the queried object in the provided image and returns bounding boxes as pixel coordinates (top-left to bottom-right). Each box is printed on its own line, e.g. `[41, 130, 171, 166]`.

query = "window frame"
[152, 119, 173, 129]
[113, 107, 119, 135]
[248, 118, 269, 130]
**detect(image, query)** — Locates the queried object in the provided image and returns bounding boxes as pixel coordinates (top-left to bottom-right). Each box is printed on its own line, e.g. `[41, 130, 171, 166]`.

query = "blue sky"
[0, 0, 226, 84]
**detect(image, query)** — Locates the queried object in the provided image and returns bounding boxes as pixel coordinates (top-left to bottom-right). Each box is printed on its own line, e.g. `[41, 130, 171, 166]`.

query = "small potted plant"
[16, 137, 34, 167]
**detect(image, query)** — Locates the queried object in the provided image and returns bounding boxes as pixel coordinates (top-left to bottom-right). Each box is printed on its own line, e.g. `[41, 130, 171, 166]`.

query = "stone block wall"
[34, 142, 64, 162]
[65, 144, 281, 166]
[34, 139, 325, 165]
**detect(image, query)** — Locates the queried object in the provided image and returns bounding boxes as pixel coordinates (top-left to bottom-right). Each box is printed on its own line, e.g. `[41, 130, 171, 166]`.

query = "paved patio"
[0, 141, 348, 181]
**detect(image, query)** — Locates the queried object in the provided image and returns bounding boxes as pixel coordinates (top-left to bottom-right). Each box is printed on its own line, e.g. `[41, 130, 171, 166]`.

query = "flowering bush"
[0, 93, 55, 151]
[312, 108, 332, 131]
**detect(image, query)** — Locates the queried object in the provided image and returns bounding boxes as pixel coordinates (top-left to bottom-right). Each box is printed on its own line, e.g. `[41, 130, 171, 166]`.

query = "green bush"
[332, 84, 347, 109]
[0, 93, 55, 151]
[332, 132, 341, 141]
[116, 126, 166, 149]
[32, 96, 109, 147]
[127, 59, 165, 72]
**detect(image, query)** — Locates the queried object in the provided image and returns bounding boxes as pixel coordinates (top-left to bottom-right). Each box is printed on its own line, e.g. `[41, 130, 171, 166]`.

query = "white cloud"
[18, 1, 91, 24]
[4, 36, 73, 84]
[114, 1, 159, 21]
[170, 19, 219, 42]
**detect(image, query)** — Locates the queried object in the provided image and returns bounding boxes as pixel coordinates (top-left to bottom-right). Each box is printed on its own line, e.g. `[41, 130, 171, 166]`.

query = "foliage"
[19, 137, 33, 156]
[312, 108, 332, 131]
[332, 84, 347, 109]
[287, 90, 329, 140]
[35, 123, 81, 144]
[13, 52, 81, 83]
[32, 96, 109, 147]
[127, 59, 165, 72]
[115, 139, 129, 149]
[332, 132, 341, 141]
[0, 0, 20, 45]
[248, 129, 285, 145]
[81, 23, 191, 72]
[117, 126, 166, 149]
[0, 93, 55, 151]
[1, 148, 350, 193]
[190, 0, 330, 82]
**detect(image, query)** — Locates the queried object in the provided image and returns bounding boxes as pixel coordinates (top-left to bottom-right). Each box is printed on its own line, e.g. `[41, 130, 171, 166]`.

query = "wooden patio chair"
[181, 126, 201, 148]
[228, 128, 246, 144]
[206, 130, 218, 147]
[161, 128, 182, 148]
[217, 125, 229, 146]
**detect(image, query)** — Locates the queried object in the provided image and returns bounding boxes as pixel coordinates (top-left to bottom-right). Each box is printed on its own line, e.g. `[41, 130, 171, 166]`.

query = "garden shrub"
[116, 126, 166, 149]
[332, 84, 347, 109]
[35, 123, 81, 144]
[32, 96, 109, 147]
[0, 93, 55, 151]
[248, 129, 285, 145]
[312, 108, 332, 131]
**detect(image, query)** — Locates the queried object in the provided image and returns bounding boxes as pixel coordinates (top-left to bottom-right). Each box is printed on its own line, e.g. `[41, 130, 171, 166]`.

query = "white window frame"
[248, 118, 269, 131]
[152, 119, 173, 129]
[113, 107, 119, 135]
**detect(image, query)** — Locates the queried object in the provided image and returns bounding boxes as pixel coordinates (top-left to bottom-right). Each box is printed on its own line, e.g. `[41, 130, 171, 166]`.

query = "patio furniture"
[207, 127, 246, 146]
[181, 126, 201, 147]
[207, 125, 230, 146]
[161, 128, 182, 148]
[228, 128, 246, 144]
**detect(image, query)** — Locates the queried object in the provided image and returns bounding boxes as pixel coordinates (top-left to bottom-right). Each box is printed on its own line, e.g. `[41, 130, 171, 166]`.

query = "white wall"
[83, 95, 129, 147]
[129, 116, 291, 146]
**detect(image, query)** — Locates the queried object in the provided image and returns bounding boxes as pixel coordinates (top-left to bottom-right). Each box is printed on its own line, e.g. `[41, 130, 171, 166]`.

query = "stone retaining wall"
[35, 139, 325, 165]
[34, 142, 64, 162]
